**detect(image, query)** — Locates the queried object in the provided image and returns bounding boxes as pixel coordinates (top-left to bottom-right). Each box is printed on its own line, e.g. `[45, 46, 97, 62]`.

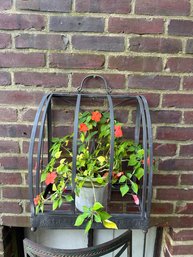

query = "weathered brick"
[0, 0, 12, 10]
[16, 0, 72, 12]
[72, 73, 125, 90]
[157, 188, 193, 201]
[1, 215, 30, 227]
[168, 20, 193, 36]
[75, 0, 131, 13]
[153, 174, 178, 186]
[50, 16, 104, 32]
[18, 109, 36, 122]
[162, 94, 193, 108]
[183, 76, 193, 90]
[0, 124, 31, 138]
[166, 57, 193, 73]
[0, 108, 17, 122]
[135, 0, 190, 16]
[128, 75, 180, 90]
[0, 14, 45, 30]
[50, 54, 105, 69]
[0, 173, 22, 184]
[109, 56, 162, 72]
[157, 127, 193, 141]
[0, 53, 45, 68]
[169, 229, 193, 241]
[151, 203, 174, 214]
[186, 39, 193, 54]
[181, 174, 193, 185]
[159, 159, 193, 171]
[129, 37, 182, 53]
[150, 110, 181, 123]
[0, 33, 11, 49]
[184, 111, 193, 124]
[3, 187, 28, 200]
[180, 144, 193, 156]
[15, 34, 68, 50]
[108, 18, 164, 34]
[0, 140, 19, 153]
[0, 91, 43, 106]
[15, 72, 69, 88]
[0, 202, 23, 214]
[154, 143, 177, 156]
[72, 35, 124, 52]
[0, 72, 11, 86]
[167, 242, 193, 255]
[151, 216, 193, 228]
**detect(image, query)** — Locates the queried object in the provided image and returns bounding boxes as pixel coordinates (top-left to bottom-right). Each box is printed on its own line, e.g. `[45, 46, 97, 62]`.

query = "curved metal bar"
[139, 96, 153, 219]
[77, 75, 112, 94]
[36, 94, 53, 197]
[72, 94, 82, 194]
[136, 96, 148, 220]
[23, 230, 131, 257]
[28, 94, 51, 216]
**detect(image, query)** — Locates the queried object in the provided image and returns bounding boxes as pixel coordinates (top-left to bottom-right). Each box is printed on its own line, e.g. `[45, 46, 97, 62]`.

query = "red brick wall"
[0, 0, 193, 256]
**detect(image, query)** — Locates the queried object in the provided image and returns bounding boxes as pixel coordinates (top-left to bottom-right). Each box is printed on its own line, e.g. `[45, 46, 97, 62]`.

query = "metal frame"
[28, 75, 153, 235]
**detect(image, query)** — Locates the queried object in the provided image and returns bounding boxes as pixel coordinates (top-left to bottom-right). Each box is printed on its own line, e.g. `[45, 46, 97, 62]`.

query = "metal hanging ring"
[77, 75, 112, 94]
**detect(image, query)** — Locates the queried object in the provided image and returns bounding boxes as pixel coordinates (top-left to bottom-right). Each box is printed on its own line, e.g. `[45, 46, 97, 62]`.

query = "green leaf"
[119, 175, 127, 183]
[53, 200, 58, 210]
[85, 220, 92, 233]
[131, 181, 138, 194]
[41, 172, 47, 182]
[55, 151, 62, 159]
[97, 156, 105, 165]
[74, 214, 87, 226]
[120, 184, 129, 197]
[94, 214, 102, 223]
[93, 202, 103, 211]
[103, 220, 118, 229]
[96, 177, 104, 184]
[135, 168, 144, 180]
[65, 195, 74, 202]
[98, 211, 111, 221]
[52, 184, 57, 191]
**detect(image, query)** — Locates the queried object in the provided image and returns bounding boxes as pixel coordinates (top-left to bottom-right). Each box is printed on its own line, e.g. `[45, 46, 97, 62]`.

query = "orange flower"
[114, 125, 123, 138]
[79, 123, 89, 132]
[45, 172, 57, 185]
[91, 111, 102, 122]
[34, 194, 41, 206]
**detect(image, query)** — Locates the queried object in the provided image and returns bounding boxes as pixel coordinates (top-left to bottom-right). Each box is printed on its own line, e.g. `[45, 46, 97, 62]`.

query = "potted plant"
[33, 110, 145, 232]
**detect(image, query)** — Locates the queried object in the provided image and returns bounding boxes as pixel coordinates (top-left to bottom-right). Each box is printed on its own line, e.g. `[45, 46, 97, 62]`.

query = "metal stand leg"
[142, 231, 147, 257]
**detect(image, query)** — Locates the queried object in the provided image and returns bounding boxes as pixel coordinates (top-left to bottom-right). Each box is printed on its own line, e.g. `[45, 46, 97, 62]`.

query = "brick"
[163, 94, 193, 108]
[166, 57, 193, 73]
[151, 216, 193, 228]
[18, 109, 36, 122]
[0, 72, 11, 86]
[0, 202, 22, 214]
[154, 143, 177, 156]
[180, 144, 193, 156]
[157, 127, 193, 141]
[16, 0, 72, 12]
[0, 0, 12, 10]
[0, 14, 45, 30]
[3, 187, 28, 200]
[129, 37, 182, 53]
[159, 159, 193, 171]
[0, 173, 22, 184]
[72, 35, 124, 52]
[0, 91, 43, 106]
[50, 16, 104, 32]
[109, 56, 162, 72]
[167, 243, 193, 255]
[186, 39, 193, 54]
[168, 20, 193, 36]
[0, 33, 11, 49]
[150, 110, 181, 123]
[183, 76, 193, 90]
[128, 75, 180, 90]
[181, 174, 193, 185]
[50, 54, 105, 69]
[0, 124, 31, 138]
[153, 174, 178, 186]
[22, 140, 48, 154]
[135, 0, 190, 16]
[75, 0, 131, 13]
[72, 73, 125, 90]
[0, 53, 45, 68]
[15, 72, 69, 88]
[15, 34, 68, 50]
[157, 188, 193, 201]
[108, 18, 164, 34]
[151, 203, 174, 214]
[1, 215, 30, 227]
[176, 203, 193, 214]
[0, 140, 19, 153]
[0, 108, 17, 122]
[170, 229, 193, 241]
